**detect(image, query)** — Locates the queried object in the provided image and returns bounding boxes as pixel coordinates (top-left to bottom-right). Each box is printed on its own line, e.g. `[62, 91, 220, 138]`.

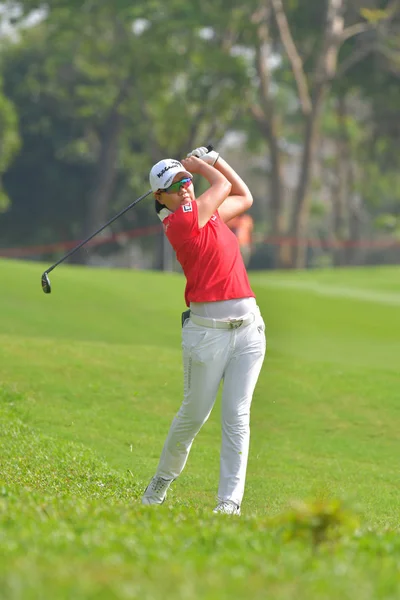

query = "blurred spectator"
[226, 214, 254, 266]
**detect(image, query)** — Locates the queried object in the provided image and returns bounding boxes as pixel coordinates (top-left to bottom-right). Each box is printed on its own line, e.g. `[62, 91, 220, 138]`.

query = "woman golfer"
[142, 147, 266, 514]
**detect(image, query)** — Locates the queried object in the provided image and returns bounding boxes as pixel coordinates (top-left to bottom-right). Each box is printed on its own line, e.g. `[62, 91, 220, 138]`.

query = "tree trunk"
[288, 83, 325, 268]
[346, 163, 363, 266]
[288, 0, 346, 268]
[256, 115, 287, 267]
[332, 95, 349, 266]
[69, 108, 122, 266]
[268, 122, 286, 239]
[73, 80, 132, 265]
[251, 3, 287, 268]
[81, 109, 121, 262]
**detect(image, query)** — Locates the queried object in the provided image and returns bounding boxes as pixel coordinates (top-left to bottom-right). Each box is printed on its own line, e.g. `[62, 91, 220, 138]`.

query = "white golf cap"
[149, 159, 192, 192]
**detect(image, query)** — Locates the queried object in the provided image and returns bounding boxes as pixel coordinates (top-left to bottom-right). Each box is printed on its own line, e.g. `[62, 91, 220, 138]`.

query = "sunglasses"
[161, 177, 192, 195]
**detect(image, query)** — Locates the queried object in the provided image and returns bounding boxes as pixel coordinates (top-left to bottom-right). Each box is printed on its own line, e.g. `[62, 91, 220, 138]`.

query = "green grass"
[1, 258, 400, 599]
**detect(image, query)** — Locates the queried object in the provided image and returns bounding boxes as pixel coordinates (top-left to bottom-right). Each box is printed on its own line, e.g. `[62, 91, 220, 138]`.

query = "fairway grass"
[1, 259, 399, 599]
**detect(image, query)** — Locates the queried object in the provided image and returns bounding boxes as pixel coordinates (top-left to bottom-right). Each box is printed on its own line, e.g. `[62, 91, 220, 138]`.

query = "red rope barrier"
[0, 224, 162, 258]
[0, 226, 399, 258]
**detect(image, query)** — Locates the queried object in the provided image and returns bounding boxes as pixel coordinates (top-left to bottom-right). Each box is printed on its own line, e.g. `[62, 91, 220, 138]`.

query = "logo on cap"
[156, 161, 181, 179]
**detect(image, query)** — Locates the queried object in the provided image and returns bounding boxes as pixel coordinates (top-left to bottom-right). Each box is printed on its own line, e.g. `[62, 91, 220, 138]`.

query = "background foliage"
[0, 0, 399, 268]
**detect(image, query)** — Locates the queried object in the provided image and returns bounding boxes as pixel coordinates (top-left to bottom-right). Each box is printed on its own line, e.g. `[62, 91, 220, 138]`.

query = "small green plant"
[275, 498, 360, 547]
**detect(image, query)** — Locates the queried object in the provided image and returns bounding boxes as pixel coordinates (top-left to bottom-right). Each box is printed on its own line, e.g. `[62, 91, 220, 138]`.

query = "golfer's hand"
[182, 155, 211, 174]
[187, 146, 219, 166]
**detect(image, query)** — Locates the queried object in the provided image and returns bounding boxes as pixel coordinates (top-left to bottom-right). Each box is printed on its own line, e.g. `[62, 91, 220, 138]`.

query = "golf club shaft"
[45, 189, 152, 275]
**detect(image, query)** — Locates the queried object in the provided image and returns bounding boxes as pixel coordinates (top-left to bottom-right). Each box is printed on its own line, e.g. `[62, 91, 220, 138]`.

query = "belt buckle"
[229, 319, 243, 329]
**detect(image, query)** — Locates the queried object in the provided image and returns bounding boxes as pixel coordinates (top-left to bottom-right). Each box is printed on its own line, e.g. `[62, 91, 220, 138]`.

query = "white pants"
[155, 307, 266, 506]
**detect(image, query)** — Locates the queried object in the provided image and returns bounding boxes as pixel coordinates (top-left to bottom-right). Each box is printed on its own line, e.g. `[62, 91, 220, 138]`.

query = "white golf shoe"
[213, 500, 241, 516]
[141, 475, 173, 505]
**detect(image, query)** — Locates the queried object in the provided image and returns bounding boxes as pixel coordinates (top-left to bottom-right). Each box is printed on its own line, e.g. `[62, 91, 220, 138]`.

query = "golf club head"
[41, 272, 51, 294]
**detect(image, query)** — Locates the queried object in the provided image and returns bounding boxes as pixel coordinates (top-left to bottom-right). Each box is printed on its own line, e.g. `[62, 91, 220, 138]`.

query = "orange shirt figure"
[226, 214, 254, 266]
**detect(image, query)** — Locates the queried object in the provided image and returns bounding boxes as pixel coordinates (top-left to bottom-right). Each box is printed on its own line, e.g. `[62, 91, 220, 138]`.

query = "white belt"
[190, 312, 255, 330]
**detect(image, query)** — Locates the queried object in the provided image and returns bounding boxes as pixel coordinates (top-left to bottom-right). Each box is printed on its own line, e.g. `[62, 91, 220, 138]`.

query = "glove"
[187, 146, 219, 166]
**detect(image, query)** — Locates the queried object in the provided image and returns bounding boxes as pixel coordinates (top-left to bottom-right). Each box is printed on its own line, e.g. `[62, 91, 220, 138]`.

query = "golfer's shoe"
[213, 500, 241, 516]
[141, 475, 173, 505]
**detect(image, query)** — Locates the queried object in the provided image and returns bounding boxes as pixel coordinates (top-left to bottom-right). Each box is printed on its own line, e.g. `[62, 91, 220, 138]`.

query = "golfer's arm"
[213, 157, 253, 223]
[196, 163, 232, 228]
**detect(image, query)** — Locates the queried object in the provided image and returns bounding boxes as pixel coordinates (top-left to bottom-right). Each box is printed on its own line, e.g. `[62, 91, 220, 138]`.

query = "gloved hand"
[187, 146, 219, 166]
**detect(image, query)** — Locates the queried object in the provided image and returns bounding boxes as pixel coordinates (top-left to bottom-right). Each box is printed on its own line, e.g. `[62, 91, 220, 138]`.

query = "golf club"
[41, 189, 152, 294]
[41, 145, 214, 293]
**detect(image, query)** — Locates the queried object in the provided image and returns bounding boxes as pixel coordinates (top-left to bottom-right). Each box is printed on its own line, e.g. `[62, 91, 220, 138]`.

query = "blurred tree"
[245, 0, 400, 267]
[319, 0, 400, 265]
[1, 0, 399, 271]
[1, 0, 249, 266]
[0, 76, 20, 212]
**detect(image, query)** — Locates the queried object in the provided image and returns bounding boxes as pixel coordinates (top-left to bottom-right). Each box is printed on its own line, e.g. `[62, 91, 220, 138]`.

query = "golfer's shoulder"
[166, 202, 198, 239]
[170, 201, 197, 224]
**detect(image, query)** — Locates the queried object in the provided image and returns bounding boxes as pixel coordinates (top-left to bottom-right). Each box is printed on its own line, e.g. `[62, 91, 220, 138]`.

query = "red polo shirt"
[163, 200, 255, 307]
